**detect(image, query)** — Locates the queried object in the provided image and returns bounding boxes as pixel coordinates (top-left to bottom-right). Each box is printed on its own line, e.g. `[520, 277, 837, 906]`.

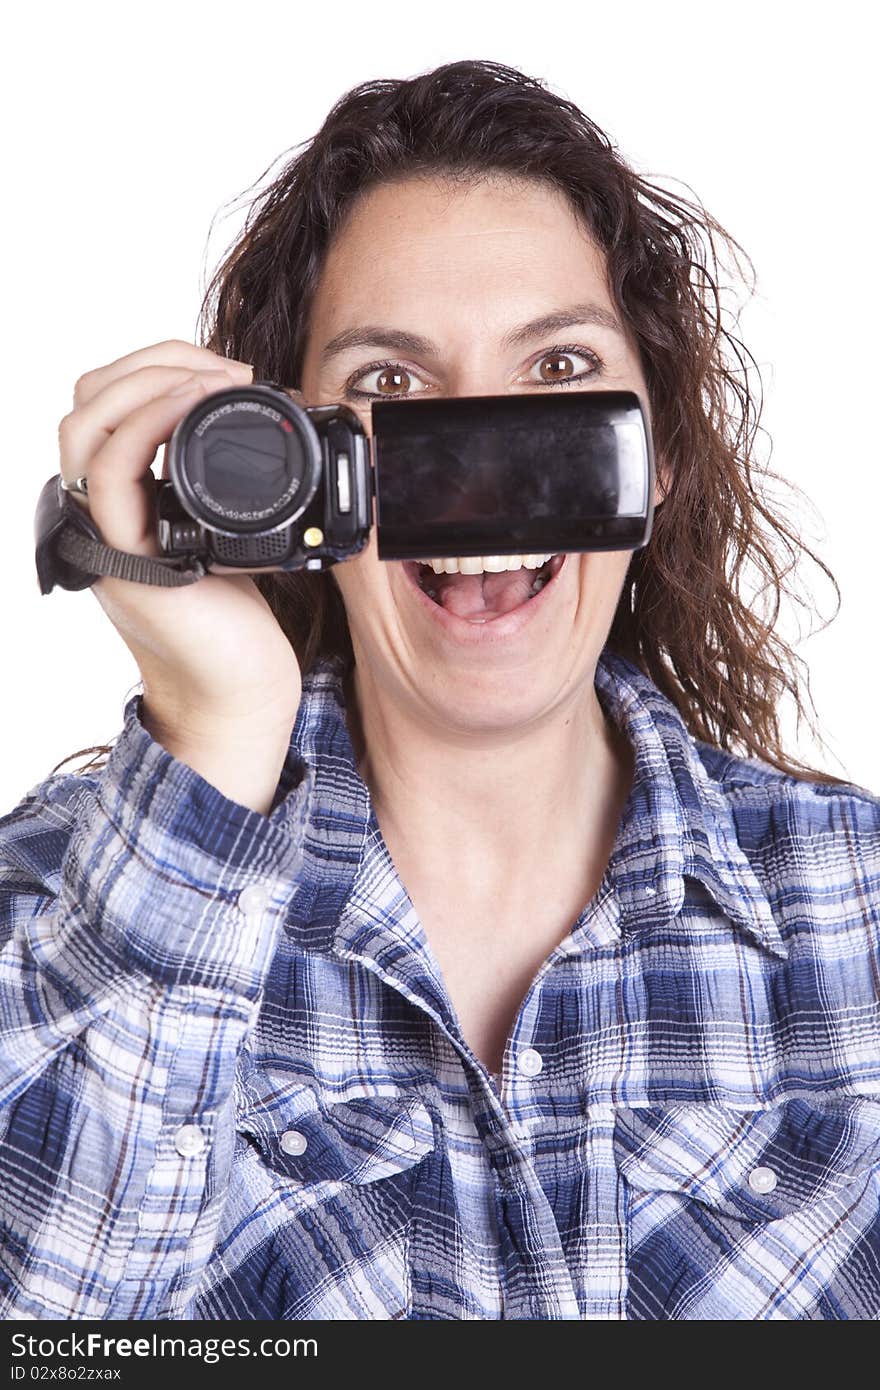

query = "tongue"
[431, 568, 536, 618]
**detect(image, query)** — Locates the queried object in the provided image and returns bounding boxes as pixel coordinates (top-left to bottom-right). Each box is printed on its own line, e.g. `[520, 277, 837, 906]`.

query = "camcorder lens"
[169, 385, 322, 534]
[200, 422, 289, 513]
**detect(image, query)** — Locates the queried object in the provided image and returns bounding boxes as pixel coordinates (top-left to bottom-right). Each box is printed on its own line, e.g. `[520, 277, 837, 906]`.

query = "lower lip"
[400, 555, 568, 644]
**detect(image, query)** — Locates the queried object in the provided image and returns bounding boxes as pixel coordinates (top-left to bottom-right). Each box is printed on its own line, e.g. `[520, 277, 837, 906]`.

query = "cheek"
[576, 551, 632, 607]
[330, 527, 386, 615]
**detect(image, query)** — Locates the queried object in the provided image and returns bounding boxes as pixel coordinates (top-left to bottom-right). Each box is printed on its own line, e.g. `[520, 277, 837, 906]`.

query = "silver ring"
[60, 476, 89, 495]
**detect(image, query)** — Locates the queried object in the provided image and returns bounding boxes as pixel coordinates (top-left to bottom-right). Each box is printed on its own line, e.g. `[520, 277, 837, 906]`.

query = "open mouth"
[402, 553, 566, 625]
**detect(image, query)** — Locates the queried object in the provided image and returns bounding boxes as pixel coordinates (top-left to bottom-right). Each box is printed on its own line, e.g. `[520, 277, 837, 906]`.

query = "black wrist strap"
[34, 475, 207, 594]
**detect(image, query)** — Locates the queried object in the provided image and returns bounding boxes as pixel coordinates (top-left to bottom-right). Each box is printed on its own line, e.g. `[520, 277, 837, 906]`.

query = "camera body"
[157, 380, 372, 573]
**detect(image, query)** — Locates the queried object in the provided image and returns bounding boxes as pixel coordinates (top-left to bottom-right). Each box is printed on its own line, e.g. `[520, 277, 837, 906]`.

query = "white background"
[4, 0, 877, 809]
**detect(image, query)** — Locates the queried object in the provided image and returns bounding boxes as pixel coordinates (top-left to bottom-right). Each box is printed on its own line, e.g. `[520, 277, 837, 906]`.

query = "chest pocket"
[216, 1064, 436, 1320]
[614, 1096, 880, 1320]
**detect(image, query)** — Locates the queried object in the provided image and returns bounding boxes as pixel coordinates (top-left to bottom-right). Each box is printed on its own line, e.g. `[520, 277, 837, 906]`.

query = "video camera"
[34, 382, 655, 593]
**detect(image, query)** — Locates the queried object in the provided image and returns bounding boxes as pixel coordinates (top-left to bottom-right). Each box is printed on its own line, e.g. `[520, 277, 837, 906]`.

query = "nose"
[444, 362, 510, 399]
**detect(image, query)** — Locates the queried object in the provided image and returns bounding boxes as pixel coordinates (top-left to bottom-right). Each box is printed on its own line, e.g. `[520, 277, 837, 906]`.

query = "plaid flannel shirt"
[1, 646, 879, 1319]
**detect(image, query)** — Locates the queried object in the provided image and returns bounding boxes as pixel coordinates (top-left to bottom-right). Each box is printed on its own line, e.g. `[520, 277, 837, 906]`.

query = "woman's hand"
[58, 339, 305, 809]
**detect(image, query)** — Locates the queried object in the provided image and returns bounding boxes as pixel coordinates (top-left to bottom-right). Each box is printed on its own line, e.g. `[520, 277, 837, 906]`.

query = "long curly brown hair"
[55, 58, 850, 787]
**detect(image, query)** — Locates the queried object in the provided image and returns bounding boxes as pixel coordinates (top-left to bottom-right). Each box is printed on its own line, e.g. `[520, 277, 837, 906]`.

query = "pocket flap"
[615, 1096, 880, 1222]
[235, 1066, 436, 1187]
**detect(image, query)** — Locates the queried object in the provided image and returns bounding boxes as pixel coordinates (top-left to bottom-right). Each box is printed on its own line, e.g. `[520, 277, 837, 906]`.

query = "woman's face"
[300, 173, 664, 732]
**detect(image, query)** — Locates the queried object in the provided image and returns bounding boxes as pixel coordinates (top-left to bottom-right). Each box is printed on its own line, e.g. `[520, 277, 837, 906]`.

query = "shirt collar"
[594, 648, 787, 960]
[283, 646, 787, 963]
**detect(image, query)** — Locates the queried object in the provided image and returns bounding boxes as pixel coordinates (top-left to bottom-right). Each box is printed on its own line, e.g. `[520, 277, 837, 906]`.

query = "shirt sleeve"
[0, 692, 313, 1319]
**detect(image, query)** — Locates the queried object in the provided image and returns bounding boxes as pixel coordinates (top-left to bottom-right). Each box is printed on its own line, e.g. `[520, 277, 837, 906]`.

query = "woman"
[2, 59, 879, 1321]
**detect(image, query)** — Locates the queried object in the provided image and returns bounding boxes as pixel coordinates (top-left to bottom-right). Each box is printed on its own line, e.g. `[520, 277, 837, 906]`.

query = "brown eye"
[375, 366, 412, 394]
[346, 363, 430, 401]
[523, 347, 602, 389]
[538, 353, 576, 383]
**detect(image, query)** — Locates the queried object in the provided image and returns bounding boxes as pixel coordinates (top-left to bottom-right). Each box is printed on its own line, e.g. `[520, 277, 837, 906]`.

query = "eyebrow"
[318, 301, 626, 367]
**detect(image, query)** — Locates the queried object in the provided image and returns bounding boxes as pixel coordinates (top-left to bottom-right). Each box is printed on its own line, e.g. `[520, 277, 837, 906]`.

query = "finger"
[71, 338, 254, 409]
[59, 362, 253, 483]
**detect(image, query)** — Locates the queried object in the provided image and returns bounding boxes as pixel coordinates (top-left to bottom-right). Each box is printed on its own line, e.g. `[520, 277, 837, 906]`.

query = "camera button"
[336, 452, 351, 513]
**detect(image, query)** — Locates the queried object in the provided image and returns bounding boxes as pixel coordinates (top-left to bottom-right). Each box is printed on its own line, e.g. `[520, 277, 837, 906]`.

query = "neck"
[342, 660, 635, 911]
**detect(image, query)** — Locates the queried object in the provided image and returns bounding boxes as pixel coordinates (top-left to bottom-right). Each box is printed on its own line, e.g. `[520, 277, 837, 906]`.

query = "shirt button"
[279, 1129, 308, 1157]
[174, 1124, 207, 1158]
[517, 1047, 544, 1078]
[237, 883, 272, 918]
[748, 1165, 778, 1194]
[644, 886, 657, 897]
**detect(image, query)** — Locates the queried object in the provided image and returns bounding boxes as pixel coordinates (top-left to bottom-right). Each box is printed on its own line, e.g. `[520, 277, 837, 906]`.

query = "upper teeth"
[419, 554, 554, 575]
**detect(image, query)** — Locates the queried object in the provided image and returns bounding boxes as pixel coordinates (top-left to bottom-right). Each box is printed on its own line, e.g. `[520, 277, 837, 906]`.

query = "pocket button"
[280, 1129, 309, 1157]
[747, 1165, 778, 1194]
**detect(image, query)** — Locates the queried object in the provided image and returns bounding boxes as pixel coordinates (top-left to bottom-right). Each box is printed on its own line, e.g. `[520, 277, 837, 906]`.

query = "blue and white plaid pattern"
[1, 646, 879, 1319]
